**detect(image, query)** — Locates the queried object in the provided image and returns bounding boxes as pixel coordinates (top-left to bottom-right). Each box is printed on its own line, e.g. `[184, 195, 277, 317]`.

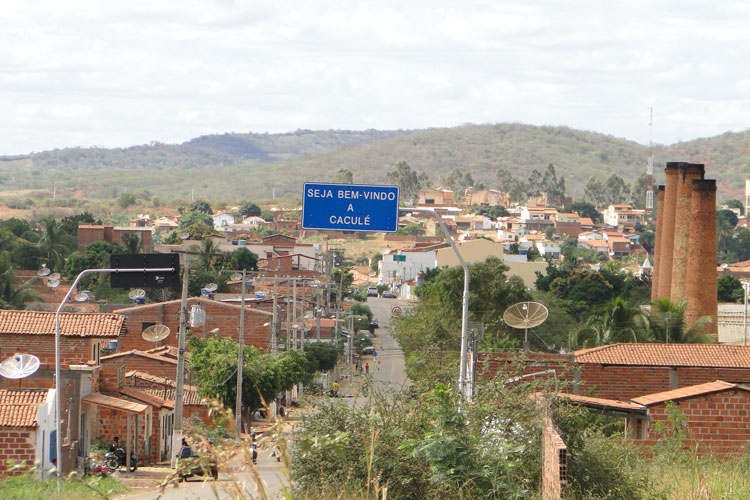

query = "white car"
[366, 286, 379, 297]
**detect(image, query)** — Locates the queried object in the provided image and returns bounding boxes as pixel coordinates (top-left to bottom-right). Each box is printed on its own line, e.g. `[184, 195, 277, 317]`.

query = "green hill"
[1, 124, 748, 203]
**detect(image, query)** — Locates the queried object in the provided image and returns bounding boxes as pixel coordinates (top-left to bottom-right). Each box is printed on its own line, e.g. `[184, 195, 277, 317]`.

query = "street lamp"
[742, 280, 750, 346]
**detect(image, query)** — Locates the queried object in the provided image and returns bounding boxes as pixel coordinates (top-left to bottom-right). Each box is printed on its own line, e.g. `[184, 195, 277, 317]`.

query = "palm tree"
[121, 233, 142, 254]
[199, 238, 221, 271]
[573, 297, 650, 348]
[37, 217, 68, 272]
[649, 298, 714, 344]
[0, 252, 38, 309]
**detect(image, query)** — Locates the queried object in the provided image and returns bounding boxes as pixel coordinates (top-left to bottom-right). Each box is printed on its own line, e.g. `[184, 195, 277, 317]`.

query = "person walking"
[332, 380, 340, 397]
[365, 362, 369, 375]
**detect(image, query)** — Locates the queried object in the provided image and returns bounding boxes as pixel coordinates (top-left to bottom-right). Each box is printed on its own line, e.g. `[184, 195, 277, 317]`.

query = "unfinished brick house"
[113, 297, 273, 353]
[629, 380, 750, 455]
[0, 310, 126, 475]
[476, 343, 750, 401]
[0, 388, 55, 477]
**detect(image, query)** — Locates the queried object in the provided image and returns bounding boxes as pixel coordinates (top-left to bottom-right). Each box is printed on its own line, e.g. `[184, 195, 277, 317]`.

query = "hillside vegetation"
[1, 124, 749, 203]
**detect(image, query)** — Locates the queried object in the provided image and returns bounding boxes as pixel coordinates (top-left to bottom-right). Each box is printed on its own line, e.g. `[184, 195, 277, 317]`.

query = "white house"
[378, 249, 437, 285]
[212, 213, 235, 231]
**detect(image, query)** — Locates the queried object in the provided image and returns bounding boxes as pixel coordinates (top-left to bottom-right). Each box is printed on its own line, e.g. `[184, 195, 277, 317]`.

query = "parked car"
[366, 286, 379, 297]
[382, 291, 397, 298]
[361, 346, 377, 356]
[177, 444, 218, 481]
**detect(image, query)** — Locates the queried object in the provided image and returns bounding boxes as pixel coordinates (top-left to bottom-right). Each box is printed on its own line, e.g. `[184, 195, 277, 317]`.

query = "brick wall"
[0, 427, 36, 476]
[92, 406, 152, 463]
[116, 300, 272, 353]
[642, 390, 750, 456]
[475, 353, 750, 401]
[541, 415, 567, 500]
[0, 334, 103, 370]
[101, 356, 182, 383]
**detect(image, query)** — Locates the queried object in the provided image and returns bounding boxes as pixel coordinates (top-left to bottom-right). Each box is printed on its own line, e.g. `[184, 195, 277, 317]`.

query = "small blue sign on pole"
[302, 182, 400, 232]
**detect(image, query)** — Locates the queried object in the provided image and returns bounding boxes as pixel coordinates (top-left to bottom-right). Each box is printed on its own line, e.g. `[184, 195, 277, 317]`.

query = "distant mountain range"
[1, 124, 749, 203]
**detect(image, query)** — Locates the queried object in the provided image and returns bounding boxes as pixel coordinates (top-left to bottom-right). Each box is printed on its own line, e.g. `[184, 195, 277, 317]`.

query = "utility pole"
[172, 259, 190, 468]
[235, 269, 247, 436]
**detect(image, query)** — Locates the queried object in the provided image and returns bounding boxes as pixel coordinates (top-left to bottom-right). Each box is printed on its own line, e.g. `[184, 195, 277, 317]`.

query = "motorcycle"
[105, 444, 138, 472]
[84, 457, 108, 477]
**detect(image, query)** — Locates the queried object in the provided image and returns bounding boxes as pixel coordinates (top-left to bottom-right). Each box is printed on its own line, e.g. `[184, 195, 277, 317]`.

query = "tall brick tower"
[670, 163, 705, 302]
[656, 164, 680, 299]
[685, 179, 718, 330]
[651, 185, 666, 301]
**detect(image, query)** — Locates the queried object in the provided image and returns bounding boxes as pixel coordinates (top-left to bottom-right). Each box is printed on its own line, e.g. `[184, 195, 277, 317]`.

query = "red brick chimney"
[656, 164, 680, 299]
[670, 163, 705, 302]
[651, 185, 666, 301]
[685, 178, 718, 333]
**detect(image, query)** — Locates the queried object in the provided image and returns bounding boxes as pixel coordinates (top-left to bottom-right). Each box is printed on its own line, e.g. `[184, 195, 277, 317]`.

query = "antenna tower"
[646, 107, 654, 211]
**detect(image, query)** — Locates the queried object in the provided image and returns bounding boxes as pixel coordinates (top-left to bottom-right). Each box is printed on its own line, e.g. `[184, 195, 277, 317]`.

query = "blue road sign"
[302, 182, 400, 232]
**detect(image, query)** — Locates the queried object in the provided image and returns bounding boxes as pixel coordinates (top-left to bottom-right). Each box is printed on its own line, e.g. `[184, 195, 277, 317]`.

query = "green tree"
[239, 201, 261, 218]
[563, 202, 602, 223]
[260, 209, 274, 222]
[541, 163, 566, 207]
[649, 298, 713, 343]
[229, 248, 258, 271]
[188, 335, 283, 425]
[121, 232, 142, 254]
[179, 210, 213, 230]
[583, 177, 607, 207]
[630, 172, 649, 209]
[724, 199, 745, 215]
[717, 275, 744, 303]
[349, 303, 373, 322]
[605, 173, 630, 204]
[333, 168, 354, 184]
[0, 252, 39, 309]
[117, 192, 136, 208]
[303, 342, 339, 374]
[36, 217, 70, 272]
[397, 223, 424, 236]
[370, 253, 382, 273]
[189, 199, 213, 214]
[573, 297, 650, 347]
[387, 160, 422, 199]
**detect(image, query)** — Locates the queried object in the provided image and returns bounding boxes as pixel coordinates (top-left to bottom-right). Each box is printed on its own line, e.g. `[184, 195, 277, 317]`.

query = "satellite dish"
[204, 283, 218, 292]
[230, 272, 243, 281]
[37, 265, 51, 277]
[142, 324, 170, 342]
[0, 354, 40, 379]
[503, 301, 549, 350]
[180, 233, 190, 240]
[49, 272, 61, 281]
[46, 278, 60, 288]
[74, 291, 90, 302]
[128, 289, 146, 300]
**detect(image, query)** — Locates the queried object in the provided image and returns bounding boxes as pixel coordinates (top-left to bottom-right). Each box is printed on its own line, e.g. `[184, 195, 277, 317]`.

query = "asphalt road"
[364, 296, 410, 392]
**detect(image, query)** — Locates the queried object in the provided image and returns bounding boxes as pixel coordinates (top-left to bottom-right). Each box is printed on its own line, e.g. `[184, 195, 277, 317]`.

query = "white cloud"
[1, 0, 750, 154]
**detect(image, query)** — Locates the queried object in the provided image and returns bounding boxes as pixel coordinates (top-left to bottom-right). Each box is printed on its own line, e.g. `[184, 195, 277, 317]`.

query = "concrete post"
[670, 163, 705, 302]
[685, 178, 718, 332]
[651, 185, 666, 301]
[656, 163, 681, 299]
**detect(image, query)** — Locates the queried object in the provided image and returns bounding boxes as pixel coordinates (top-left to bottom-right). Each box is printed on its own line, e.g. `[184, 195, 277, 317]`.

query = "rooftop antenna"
[0, 354, 41, 387]
[503, 301, 549, 351]
[646, 107, 654, 211]
[142, 324, 170, 346]
[230, 272, 243, 281]
[204, 283, 218, 292]
[46, 277, 60, 288]
[73, 291, 90, 302]
[37, 265, 51, 277]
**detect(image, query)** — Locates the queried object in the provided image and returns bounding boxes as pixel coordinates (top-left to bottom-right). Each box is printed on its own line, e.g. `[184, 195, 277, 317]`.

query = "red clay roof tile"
[0, 310, 124, 338]
[0, 389, 49, 427]
[574, 343, 750, 368]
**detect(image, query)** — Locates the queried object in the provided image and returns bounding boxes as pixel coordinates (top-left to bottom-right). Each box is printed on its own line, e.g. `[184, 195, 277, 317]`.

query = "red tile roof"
[574, 343, 750, 368]
[0, 389, 48, 427]
[0, 310, 125, 338]
[631, 381, 749, 406]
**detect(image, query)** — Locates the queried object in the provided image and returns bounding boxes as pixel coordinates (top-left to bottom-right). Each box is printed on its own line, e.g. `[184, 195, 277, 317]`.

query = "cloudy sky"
[2, 0, 750, 155]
